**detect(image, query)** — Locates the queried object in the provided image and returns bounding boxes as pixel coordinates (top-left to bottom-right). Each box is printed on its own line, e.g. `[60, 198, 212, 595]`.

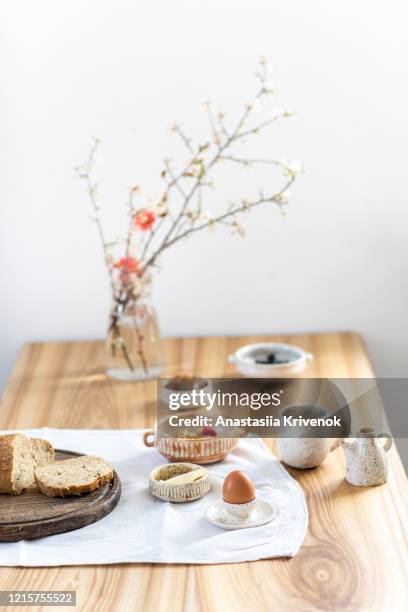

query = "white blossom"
[263, 80, 276, 95]
[279, 160, 304, 177]
[275, 190, 291, 204]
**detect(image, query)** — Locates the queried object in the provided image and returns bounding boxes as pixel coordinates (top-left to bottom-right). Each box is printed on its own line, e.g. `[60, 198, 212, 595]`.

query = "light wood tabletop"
[0, 332, 407, 612]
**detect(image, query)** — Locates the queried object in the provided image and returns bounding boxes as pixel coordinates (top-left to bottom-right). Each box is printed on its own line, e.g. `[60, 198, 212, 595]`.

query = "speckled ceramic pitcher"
[341, 428, 393, 486]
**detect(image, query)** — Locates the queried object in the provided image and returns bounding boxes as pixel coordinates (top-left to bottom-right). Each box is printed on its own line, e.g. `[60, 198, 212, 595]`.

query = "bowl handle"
[143, 430, 155, 447]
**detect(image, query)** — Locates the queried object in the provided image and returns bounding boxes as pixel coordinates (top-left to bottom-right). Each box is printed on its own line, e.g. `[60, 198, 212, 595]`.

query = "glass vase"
[105, 299, 165, 382]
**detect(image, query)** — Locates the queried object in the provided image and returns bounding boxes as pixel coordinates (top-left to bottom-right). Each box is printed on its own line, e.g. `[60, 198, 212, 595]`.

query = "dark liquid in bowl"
[255, 353, 290, 365]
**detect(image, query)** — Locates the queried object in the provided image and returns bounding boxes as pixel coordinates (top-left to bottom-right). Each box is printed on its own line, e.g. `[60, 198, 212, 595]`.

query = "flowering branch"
[77, 58, 302, 376]
[151, 175, 296, 256]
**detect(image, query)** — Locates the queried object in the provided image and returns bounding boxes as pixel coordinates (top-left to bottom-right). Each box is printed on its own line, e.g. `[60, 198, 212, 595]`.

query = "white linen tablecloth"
[0, 429, 308, 566]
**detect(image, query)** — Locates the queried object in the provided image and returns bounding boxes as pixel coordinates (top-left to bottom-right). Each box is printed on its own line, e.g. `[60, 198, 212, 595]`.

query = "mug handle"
[143, 430, 155, 447]
[378, 433, 393, 452]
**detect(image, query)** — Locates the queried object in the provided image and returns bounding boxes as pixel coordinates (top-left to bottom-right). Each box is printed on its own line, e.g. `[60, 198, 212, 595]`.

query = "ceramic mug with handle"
[277, 404, 341, 469]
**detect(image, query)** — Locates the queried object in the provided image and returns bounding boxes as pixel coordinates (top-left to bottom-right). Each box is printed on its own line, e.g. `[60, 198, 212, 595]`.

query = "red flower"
[113, 256, 143, 283]
[134, 210, 156, 231]
[114, 256, 140, 273]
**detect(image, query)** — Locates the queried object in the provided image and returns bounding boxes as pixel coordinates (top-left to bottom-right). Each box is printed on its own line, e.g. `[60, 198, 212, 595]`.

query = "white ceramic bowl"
[228, 342, 313, 378]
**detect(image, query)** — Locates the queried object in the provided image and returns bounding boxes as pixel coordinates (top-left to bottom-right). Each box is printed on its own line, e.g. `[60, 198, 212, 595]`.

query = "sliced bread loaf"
[34, 455, 113, 497]
[0, 434, 55, 494]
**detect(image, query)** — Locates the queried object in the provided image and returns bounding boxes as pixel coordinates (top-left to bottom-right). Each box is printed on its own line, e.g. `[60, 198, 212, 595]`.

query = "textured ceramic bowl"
[149, 463, 210, 502]
[143, 430, 238, 464]
[228, 342, 313, 378]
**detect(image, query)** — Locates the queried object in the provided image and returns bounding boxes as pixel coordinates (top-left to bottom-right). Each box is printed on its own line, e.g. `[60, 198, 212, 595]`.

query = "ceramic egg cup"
[206, 498, 275, 530]
[224, 498, 256, 520]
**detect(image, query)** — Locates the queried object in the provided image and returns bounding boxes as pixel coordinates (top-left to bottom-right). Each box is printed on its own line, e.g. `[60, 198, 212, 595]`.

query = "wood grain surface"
[0, 333, 407, 612]
[0, 450, 121, 542]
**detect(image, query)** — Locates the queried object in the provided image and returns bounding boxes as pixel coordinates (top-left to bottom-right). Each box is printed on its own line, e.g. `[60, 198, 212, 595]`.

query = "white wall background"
[1, 0, 408, 389]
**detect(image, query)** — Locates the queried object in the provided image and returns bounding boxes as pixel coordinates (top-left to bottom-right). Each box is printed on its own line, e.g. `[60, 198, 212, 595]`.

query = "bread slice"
[27, 438, 56, 491]
[34, 455, 113, 497]
[31, 438, 55, 468]
[0, 434, 55, 495]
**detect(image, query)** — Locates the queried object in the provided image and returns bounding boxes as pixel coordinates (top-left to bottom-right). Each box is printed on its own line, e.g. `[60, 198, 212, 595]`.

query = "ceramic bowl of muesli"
[143, 423, 242, 464]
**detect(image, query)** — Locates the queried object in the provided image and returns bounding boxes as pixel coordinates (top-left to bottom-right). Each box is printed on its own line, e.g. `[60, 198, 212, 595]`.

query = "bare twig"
[171, 123, 194, 154]
[78, 140, 116, 296]
[219, 155, 281, 167]
[132, 313, 148, 374]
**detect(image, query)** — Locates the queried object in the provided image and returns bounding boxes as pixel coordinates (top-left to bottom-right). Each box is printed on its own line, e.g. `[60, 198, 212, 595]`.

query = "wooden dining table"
[0, 332, 407, 611]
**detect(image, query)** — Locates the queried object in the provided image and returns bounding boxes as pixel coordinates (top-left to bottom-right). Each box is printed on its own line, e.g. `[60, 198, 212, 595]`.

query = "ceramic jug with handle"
[341, 428, 393, 486]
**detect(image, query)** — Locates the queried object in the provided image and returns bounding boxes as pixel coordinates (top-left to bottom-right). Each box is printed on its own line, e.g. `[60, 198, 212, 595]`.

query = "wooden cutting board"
[0, 450, 121, 542]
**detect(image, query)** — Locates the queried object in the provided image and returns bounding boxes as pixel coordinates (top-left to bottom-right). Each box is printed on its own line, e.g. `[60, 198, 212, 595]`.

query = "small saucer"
[205, 499, 276, 530]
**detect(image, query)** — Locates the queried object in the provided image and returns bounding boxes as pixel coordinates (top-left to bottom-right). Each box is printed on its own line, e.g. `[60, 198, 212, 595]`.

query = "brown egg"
[222, 470, 255, 504]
